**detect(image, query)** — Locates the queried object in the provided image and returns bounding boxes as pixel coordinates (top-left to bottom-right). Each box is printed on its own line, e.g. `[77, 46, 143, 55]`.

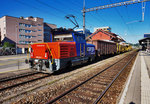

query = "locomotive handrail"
[45, 43, 54, 64]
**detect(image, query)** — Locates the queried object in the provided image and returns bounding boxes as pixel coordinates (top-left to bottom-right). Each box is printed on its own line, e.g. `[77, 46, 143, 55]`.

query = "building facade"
[0, 16, 56, 53]
[94, 26, 111, 32]
[86, 29, 124, 43]
[144, 33, 150, 38]
[44, 23, 56, 42]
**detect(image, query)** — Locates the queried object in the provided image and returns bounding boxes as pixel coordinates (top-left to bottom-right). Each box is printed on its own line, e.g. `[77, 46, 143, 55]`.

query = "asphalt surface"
[0, 54, 29, 73]
[120, 51, 150, 104]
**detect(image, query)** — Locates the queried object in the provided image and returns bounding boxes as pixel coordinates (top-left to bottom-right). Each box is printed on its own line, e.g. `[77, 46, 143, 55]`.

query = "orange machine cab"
[30, 42, 77, 60]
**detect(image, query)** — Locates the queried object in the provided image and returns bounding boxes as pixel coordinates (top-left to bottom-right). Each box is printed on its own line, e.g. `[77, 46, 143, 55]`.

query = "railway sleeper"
[80, 86, 104, 94]
[63, 95, 87, 104]
[69, 92, 93, 103]
[75, 89, 100, 98]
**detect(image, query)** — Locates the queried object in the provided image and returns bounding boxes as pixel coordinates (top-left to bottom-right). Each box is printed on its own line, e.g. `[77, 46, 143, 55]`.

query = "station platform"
[119, 51, 150, 104]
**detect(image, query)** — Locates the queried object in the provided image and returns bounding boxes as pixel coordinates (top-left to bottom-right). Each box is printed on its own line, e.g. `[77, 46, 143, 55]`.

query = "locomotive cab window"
[75, 34, 85, 42]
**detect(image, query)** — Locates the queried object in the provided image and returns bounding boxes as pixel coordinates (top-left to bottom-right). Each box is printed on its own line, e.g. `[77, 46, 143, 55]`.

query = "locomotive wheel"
[66, 61, 72, 69]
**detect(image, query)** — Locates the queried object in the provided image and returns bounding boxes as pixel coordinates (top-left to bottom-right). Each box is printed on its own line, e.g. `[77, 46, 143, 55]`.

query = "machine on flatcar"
[26, 29, 95, 73]
[117, 42, 132, 53]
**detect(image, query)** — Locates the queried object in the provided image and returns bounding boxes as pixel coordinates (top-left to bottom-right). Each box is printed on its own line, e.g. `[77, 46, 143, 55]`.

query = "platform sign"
[144, 34, 150, 38]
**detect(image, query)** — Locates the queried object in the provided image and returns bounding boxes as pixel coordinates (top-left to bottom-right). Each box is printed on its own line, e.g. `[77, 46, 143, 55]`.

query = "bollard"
[18, 60, 19, 70]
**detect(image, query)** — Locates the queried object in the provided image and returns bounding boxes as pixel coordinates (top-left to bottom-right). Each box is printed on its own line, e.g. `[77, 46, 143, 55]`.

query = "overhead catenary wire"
[73, 0, 106, 26]
[14, 0, 64, 20]
[36, 0, 67, 15]
[109, 0, 131, 33]
[56, 0, 101, 28]
[54, 0, 93, 27]
[36, 0, 95, 28]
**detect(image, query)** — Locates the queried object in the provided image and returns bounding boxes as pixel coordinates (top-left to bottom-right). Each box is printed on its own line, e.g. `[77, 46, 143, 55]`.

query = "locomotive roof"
[87, 39, 116, 44]
[51, 28, 83, 36]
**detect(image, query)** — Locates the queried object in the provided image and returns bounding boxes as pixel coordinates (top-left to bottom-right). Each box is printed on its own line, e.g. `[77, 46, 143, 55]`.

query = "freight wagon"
[87, 40, 117, 57]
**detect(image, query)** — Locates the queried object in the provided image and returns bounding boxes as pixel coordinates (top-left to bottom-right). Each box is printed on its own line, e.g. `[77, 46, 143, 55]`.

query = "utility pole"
[83, 0, 86, 36]
[147, 39, 149, 51]
[16, 24, 18, 55]
[142, 2, 146, 21]
[82, 0, 150, 35]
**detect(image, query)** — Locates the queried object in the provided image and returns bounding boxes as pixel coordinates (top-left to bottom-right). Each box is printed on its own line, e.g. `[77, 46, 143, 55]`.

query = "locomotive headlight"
[45, 53, 47, 57]
[34, 59, 39, 63]
[31, 52, 33, 57]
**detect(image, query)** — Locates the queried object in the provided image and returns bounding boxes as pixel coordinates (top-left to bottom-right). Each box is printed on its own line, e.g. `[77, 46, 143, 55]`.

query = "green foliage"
[129, 43, 139, 46]
[3, 42, 15, 48]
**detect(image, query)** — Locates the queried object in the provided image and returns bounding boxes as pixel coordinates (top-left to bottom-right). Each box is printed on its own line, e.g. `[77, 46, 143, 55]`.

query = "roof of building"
[139, 37, 150, 45]
[86, 29, 125, 42]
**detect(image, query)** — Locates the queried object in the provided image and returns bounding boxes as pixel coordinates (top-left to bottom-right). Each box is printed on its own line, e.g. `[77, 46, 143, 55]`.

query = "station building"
[0, 16, 56, 53]
[139, 33, 150, 51]
[86, 29, 125, 43]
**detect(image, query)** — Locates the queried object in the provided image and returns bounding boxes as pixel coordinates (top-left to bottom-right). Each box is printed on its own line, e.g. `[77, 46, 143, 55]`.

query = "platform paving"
[119, 51, 150, 104]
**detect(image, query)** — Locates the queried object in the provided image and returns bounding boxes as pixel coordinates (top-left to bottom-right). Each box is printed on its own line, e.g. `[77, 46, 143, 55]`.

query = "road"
[0, 54, 29, 73]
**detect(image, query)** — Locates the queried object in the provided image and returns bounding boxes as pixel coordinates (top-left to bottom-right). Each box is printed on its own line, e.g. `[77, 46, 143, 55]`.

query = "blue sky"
[0, 0, 150, 43]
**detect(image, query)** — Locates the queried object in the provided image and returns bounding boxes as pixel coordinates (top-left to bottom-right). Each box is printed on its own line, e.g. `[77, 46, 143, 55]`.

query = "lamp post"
[147, 39, 149, 51]
[83, 0, 86, 37]
[16, 24, 18, 55]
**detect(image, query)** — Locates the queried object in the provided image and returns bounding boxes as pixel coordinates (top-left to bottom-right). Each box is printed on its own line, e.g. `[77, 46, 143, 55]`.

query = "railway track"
[0, 71, 39, 83]
[46, 51, 137, 104]
[0, 72, 50, 92]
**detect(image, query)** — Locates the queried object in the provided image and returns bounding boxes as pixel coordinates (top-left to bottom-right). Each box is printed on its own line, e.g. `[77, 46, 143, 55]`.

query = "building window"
[19, 41, 25, 44]
[25, 35, 32, 39]
[19, 34, 24, 38]
[38, 29, 42, 31]
[28, 24, 31, 27]
[38, 40, 42, 41]
[38, 24, 42, 26]
[32, 30, 36, 32]
[32, 25, 36, 27]
[25, 41, 29, 44]
[32, 36, 36, 38]
[38, 34, 42, 36]
[19, 29, 25, 32]
[19, 23, 25, 26]
[25, 24, 31, 27]
[25, 30, 31, 33]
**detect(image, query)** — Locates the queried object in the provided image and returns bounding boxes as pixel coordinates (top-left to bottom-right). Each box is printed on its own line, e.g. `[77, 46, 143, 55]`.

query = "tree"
[3, 42, 15, 48]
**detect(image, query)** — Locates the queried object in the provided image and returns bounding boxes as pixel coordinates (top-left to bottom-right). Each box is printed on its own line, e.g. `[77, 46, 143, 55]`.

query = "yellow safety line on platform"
[0, 68, 28, 74]
[0, 60, 25, 66]
[0, 56, 27, 61]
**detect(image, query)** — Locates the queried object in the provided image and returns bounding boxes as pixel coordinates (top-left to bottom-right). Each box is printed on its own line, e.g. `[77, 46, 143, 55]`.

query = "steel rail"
[93, 52, 137, 104]
[0, 73, 50, 92]
[0, 71, 39, 83]
[46, 51, 136, 104]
